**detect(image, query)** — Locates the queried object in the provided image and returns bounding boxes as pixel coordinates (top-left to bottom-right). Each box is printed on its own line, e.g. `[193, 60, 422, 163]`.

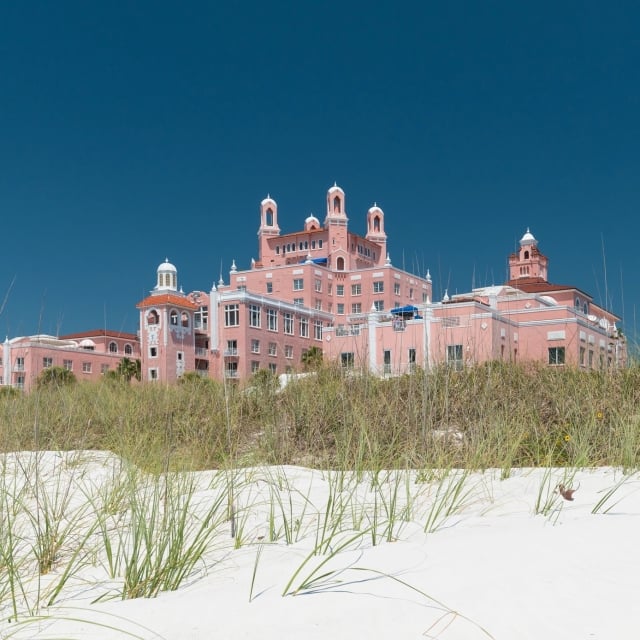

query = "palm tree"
[116, 357, 141, 382]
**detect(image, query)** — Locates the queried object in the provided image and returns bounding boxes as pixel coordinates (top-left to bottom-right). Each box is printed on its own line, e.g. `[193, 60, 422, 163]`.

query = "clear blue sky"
[1, 2, 638, 339]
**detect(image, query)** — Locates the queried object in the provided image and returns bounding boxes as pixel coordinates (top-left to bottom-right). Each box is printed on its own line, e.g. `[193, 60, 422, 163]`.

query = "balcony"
[195, 347, 208, 357]
[224, 348, 238, 357]
[225, 370, 239, 378]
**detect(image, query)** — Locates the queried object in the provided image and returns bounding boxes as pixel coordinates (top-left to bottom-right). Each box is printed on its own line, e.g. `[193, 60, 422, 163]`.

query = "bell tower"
[508, 229, 549, 281]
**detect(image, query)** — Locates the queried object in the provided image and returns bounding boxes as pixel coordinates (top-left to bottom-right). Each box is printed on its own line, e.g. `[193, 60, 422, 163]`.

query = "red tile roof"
[137, 293, 199, 309]
[60, 329, 138, 340]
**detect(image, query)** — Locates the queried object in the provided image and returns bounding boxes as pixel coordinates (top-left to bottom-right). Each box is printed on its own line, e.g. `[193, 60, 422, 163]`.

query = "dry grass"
[1, 362, 639, 473]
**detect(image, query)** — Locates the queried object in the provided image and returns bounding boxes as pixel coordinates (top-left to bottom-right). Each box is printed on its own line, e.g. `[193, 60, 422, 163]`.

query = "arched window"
[266, 208, 273, 226]
[109, 341, 118, 353]
[147, 310, 159, 325]
[125, 344, 133, 355]
[373, 216, 380, 232]
[333, 196, 341, 213]
[575, 297, 581, 310]
[524, 250, 530, 260]
[337, 256, 345, 271]
[170, 310, 179, 325]
[181, 312, 189, 327]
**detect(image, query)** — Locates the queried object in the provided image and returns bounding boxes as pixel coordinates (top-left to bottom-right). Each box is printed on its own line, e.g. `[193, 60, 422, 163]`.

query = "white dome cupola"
[155, 258, 178, 292]
[519, 228, 537, 247]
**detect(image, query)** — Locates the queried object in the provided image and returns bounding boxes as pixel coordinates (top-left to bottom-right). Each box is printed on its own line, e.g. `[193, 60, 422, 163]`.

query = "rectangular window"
[251, 339, 260, 353]
[284, 345, 293, 359]
[249, 304, 261, 328]
[225, 304, 239, 327]
[268, 363, 277, 374]
[579, 346, 586, 366]
[150, 346, 157, 358]
[293, 278, 304, 291]
[314, 319, 323, 341]
[42, 357, 53, 368]
[149, 368, 158, 380]
[194, 305, 208, 330]
[327, 284, 332, 295]
[341, 352, 354, 368]
[408, 348, 416, 372]
[394, 283, 401, 295]
[373, 300, 384, 311]
[101, 364, 110, 374]
[409, 288, 414, 299]
[548, 347, 565, 366]
[588, 350, 594, 367]
[422, 293, 428, 303]
[283, 312, 294, 335]
[383, 349, 391, 375]
[225, 362, 238, 378]
[15, 357, 24, 371]
[266, 281, 273, 293]
[299, 316, 309, 338]
[351, 283, 361, 296]
[373, 281, 384, 293]
[351, 303, 362, 314]
[337, 303, 345, 315]
[314, 278, 322, 292]
[267, 308, 278, 331]
[336, 284, 344, 297]
[293, 298, 304, 306]
[446, 344, 463, 370]
[268, 342, 277, 356]
[315, 299, 322, 310]
[63, 359, 73, 371]
[226, 340, 238, 355]
[251, 360, 260, 373]
[82, 362, 92, 373]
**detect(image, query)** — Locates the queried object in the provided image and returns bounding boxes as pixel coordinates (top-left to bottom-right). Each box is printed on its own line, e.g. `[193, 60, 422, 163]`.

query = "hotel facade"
[0, 184, 627, 391]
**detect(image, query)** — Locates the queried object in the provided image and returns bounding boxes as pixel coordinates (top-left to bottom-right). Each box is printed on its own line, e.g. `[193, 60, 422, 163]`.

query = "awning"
[390, 305, 418, 315]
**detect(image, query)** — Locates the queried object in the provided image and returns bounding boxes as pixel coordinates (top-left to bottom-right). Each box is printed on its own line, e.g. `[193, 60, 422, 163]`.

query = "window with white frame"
[14, 357, 24, 371]
[283, 312, 294, 335]
[314, 319, 323, 340]
[268, 363, 277, 374]
[125, 344, 133, 355]
[266, 281, 273, 293]
[336, 284, 344, 296]
[446, 345, 463, 370]
[373, 281, 384, 293]
[293, 298, 304, 306]
[225, 304, 239, 327]
[109, 341, 118, 353]
[337, 303, 345, 315]
[268, 342, 277, 356]
[351, 303, 362, 314]
[394, 283, 401, 295]
[373, 300, 384, 311]
[101, 364, 110, 374]
[351, 283, 361, 296]
[315, 278, 322, 292]
[82, 362, 92, 373]
[63, 359, 73, 371]
[251, 360, 260, 373]
[315, 299, 322, 310]
[284, 345, 293, 359]
[299, 316, 309, 337]
[170, 310, 179, 325]
[267, 308, 278, 331]
[226, 340, 238, 355]
[251, 339, 260, 353]
[293, 278, 304, 291]
[548, 347, 565, 366]
[42, 357, 53, 368]
[249, 304, 261, 328]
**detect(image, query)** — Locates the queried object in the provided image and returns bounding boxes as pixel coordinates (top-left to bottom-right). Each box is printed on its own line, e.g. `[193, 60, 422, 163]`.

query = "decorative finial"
[230, 259, 237, 273]
[305, 253, 313, 263]
[385, 253, 391, 266]
[443, 289, 449, 302]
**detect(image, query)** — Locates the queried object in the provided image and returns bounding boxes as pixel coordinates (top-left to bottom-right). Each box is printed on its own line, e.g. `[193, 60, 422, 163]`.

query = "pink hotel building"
[0, 184, 627, 390]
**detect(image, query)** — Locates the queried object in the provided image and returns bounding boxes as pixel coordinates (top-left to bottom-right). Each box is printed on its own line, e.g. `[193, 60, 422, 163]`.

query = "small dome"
[157, 258, 177, 273]
[305, 214, 320, 225]
[261, 195, 277, 207]
[519, 228, 537, 246]
[328, 183, 345, 195]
